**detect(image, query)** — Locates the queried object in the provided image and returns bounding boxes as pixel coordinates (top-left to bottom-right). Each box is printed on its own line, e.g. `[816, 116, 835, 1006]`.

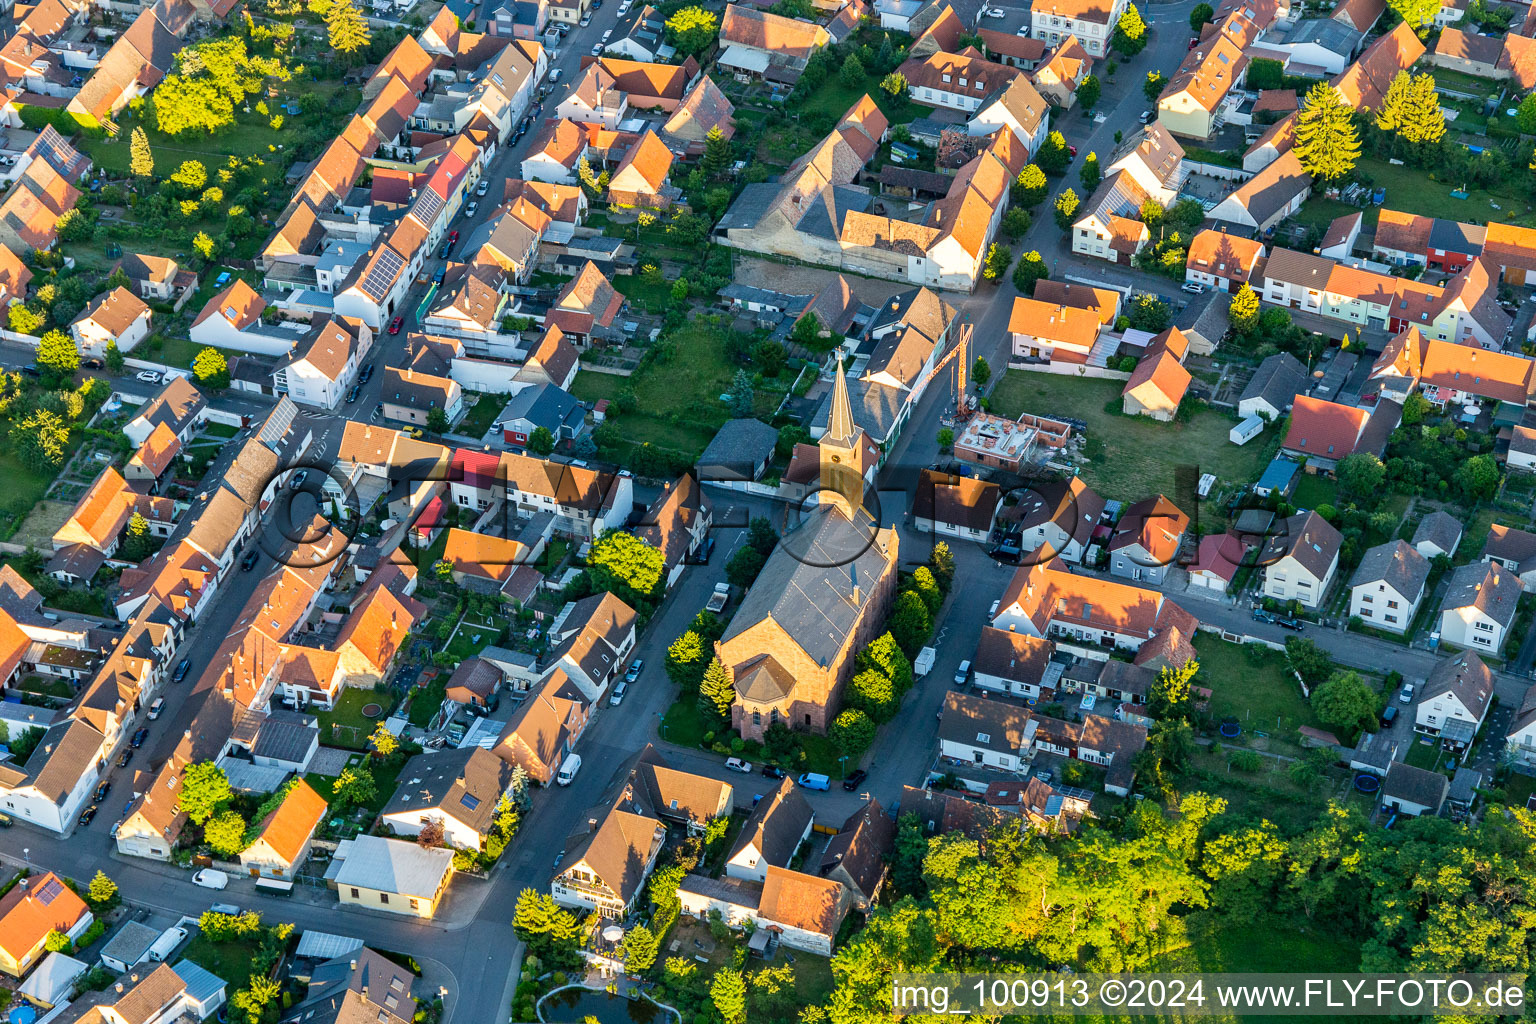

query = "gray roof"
[1278, 15, 1362, 54]
[1349, 539, 1429, 600]
[1174, 290, 1231, 350]
[101, 921, 160, 965]
[333, 836, 455, 899]
[717, 182, 781, 232]
[383, 747, 513, 836]
[1439, 560, 1520, 627]
[496, 383, 584, 436]
[295, 931, 365, 960]
[1421, 651, 1493, 721]
[811, 375, 906, 444]
[1262, 511, 1342, 580]
[1239, 352, 1307, 414]
[171, 959, 227, 1005]
[696, 418, 778, 479]
[250, 711, 320, 765]
[281, 948, 415, 1024]
[1383, 760, 1448, 812]
[728, 778, 813, 869]
[1448, 766, 1482, 804]
[720, 506, 894, 669]
[1412, 509, 1463, 556]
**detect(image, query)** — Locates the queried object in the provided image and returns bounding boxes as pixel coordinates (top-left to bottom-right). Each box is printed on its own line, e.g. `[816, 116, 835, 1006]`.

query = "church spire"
[826, 358, 855, 446]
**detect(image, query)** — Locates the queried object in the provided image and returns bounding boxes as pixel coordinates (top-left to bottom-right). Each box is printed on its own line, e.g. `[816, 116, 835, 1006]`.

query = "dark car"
[1251, 608, 1276, 624]
[78, 805, 98, 827]
[95, 780, 111, 801]
[842, 768, 868, 791]
[173, 658, 190, 682]
[1276, 616, 1306, 632]
[388, 316, 405, 335]
[19, 365, 39, 378]
[116, 749, 132, 768]
[347, 384, 361, 404]
[82, 357, 104, 369]
[241, 549, 260, 572]
[1381, 705, 1399, 726]
[360, 363, 375, 383]
[761, 765, 787, 779]
[131, 727, 149, 748]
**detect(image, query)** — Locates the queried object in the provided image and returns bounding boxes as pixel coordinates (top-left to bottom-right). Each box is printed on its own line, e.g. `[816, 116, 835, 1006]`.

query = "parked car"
[78, 805, 98, 827]
[82, 357, 104, 369]
[1068, 145, 1078, 157]
[448, 230, 459, 244]
[149, 697, 165, 720]
[724, 757, 753, 773]
[174, 659, 190, 682]
[1139, 110, 1152, 124]
[601, 28, 612, 40]
[476, 180, 490, 196]
[1180, 282, 1205, 294]
[241, 550, 260, 572]
[1034, 768, 1053, 783]
[590, 42, 603, 54]
[135, 370, 162, 384]
[625, 658, 643, 683]
[388, 316, 405, 335]
[109, 818, 122, 838]
[1251, 608, 1276, 624]
[797, 773, 830, 791]
[1276, 616, 1305, 632]
[579, 13, 591, 23]
[193, 869, 229, 891]
[1399, 682, 1415, 704]
[1380, 705, 1399, 726]
[131, 727, 149, 748]
[360, 363, 375, 383]
[347, 385, 361, 404]
[954, 659, 971, 685]
[116, 749, 132, 768]
[0, 812, 13, 827]
[761, 765, 786, 779]
[466, 201, 478, 217]
[95, 780, 111, 802]
[609, 680, 628, 705]
[549, 67, 564, 81]
[842, 768, 867, 791]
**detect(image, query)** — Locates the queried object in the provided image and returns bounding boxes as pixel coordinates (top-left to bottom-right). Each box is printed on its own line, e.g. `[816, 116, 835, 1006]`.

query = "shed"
[1448, 766, 1482, 811]
[1230, 413, 1264, 446]
[16, 952, 86, 1008]
[1253, 457, 1299, 499]
[100, 920, 160, 973]
[1382, 760, 1449, 816]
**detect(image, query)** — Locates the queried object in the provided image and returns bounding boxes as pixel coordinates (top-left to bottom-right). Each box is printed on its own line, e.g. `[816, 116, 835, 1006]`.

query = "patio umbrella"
[602, 925, 624, 943]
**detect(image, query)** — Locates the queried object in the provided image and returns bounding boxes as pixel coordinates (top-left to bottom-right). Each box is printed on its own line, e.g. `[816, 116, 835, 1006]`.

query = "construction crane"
[930, 320, 976, 420]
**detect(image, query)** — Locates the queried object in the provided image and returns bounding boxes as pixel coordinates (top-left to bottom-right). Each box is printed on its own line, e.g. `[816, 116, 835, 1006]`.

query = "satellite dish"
[602, 925, 624, 942]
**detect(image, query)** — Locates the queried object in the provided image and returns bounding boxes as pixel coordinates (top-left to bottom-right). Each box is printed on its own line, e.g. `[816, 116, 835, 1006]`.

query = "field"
[570, 319, 788, 459]
[1194, 635, 1323, 738]
[990, 372, 1277, 500]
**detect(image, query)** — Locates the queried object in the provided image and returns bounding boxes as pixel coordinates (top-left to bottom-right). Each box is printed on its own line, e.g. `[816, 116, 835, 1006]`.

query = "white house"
[190, 279, 306, 356]
[1030, 0, 1127, 56]
[237, 779, 328, 880]
[1438, 560, 1520, 654]
[910, 470, 999, 542]
[725, 780, 814, 883]
[1347, 539, 1429, 635]
[1505, 683, 1536, 769]
[70, 287, 151, 357]
[1414, 651, 1492, 745]
[1260, 511, 1342, 610]
[380, 747, 516, 851]
[971, 628, 1054, 699]
[937, 691, 1036, 771]
[1014, 475, 1105, 564]
[274, 316, 371, 409]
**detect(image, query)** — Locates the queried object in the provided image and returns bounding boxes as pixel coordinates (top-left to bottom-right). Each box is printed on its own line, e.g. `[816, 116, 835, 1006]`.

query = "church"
[713, 364, 901, 741]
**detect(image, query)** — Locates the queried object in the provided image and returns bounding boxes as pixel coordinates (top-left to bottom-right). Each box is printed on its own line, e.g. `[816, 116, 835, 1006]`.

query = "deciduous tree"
[1012, 249, 1050, 292]
[36, 329, 78, 382]
[1144, 70, 1166, 102]
[1036, 132, 1070, 175]
[664, 5, 718, 57]
[889, 590, 932, 657]
[204, 810, 248, 857]
[831, 708, 875, 760]
[1078, 75, 1101, 110]
[1013, 163, 1048, 205]
[327, 0, 371, 56]
[1052, 187, 1079, 230]
[1078, 150, 1101, 192]
[711, 969, 747, 1024]
[1190, 3, 1214, 29]
[623, 924, 660, 972]
[982, 242, 1012, 281]
[192, 346, 228, 388]
[331, 765, 376, 810]
[181, 761, 231, 825]
[587, 529, 664, 606]
[881, 71, 908, 96]
[1113, 3, 1147, 54]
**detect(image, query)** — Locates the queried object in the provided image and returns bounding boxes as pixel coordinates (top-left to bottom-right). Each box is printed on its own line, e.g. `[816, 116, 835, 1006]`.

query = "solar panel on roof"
[413, 186, 443, 225]
[35, 878, 63, 904]
[361, 248, 404, 302]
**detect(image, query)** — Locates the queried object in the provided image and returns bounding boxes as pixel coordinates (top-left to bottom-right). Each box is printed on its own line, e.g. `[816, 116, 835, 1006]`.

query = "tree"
[1129, 294, 1171, 332]
[840, 53, 866, 88]
[1012, 249, 1050, 293]
[937, 427, 955, 449]
[417, 817, 447, 848]
[8, 303, 43, 335]
[1150, 659, 1199, 720]
[1336, 453, 1386, 499]
[1293, 82, 1361, 181]
[369, 721, 397, 759]
[526, 426, 555, 456]
[1190, 2, 1214, 28]
[890, 812, 927, 896]
[847, 668, 897, 721]
[1377, 72, 1446, 145]
[12, 410, 68, 471]
[725, 543, 767, 587]
[623, 924, 660, 973]
[697, 658, 734, 723]
[121, 511, 152, 561]
[233, 977, 281, 1024]
[327, 0, 371, 55]
[105, 338, 123, 372]
[192, 347, 229, 388]
[831, 708, 875, 761]
[36, 329, 78, 383]
[1078, 75, 1101, 110]
[1229, 283, 1261, 334]
[702, 125, 733, 179]
[1013, 163, 1048, 206]
[1247, 57, 1284, 91]
[667, 629, 707, 690]
[204, 810, 248, 857]
[87, 870, 117, 908]
[427, 408, 449, 434]
[727, 369, 754, 417]
[930, 542, 955, 593]
[587, 529, 665, 606]
[1311, 670, 1379, 737]
[332, 765, 376, 810]
[711, 969, 747, 1024]
[982, 242, 1012, 282]
[1285, 636, 1334, 687]
[1144, 71, 1166, 102]
[1000, 206, 1031, 240]
[1112, 3, 1147, 54]
[44, 929, 70, 954]
[130, 127, 154, 178]
[181, 761, 231, 825]
[1456, 453, 1500, 500]
[971, 356, 991, 388]
[881, 71, 908, 96]
[1036, 132, 1069, 175]
[1520, 93, 1536, 135]
[1385, 0, 1440, 27]
[1078, 150, 1101, 192]
[171, 160, 207, 192]
[889, 590, 932, 657]
[1052, 187, 1080, 230]
[752, 339, 787, 377]
[193, 231, 216, 261]
[665, 5, 718, 56]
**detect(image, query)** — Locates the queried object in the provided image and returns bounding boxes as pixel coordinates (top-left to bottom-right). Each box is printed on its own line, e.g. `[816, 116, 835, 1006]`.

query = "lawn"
[445, 618, 501, 661]
[459, 393, 503, 440]
[1153, 912, 1360, 974]
[182, 934, 264, 988]
[1291, 473, 1336, 512]
[1352, 156, 1536, 227]
[1403, 736, 1447, 771]
[314, 689, 395, 750]
[1194, 635, 1324, 739]
[990, 372, 1277, 501]
[0, 449, 70, 538]
[148, 335, 244, 375]
[305, 755, 402, 817]
[569, 318, 788, 460]
[661, 697, 714, 748]
[18, 675, 72, 698]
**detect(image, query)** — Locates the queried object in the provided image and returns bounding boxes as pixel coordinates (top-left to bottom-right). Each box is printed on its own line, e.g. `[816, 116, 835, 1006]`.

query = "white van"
[148, 697, 165, 719]
[556, 753, 583, 786]
[609, 680, 628, 706]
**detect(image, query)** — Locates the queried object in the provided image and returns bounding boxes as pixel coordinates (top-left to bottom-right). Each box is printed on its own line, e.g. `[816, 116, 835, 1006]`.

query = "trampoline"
[1354, 773, 1381, 794]
[1219, 720, 1241, 738]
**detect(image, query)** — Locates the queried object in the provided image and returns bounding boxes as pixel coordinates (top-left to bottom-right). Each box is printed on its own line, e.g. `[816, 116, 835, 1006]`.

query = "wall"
[1004, 362, 1131, 380]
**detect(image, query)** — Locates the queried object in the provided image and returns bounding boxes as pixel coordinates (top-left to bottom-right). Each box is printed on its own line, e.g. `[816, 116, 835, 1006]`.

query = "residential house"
[0, 873, 92, 977]
[899, 48, 1020, 114]
[1414, 651, 1492, 749]
[972, 627, 1054, 699]
[1508, 426, 1536, 474]
[544, 592, 638, 703]
[382, 747, 516, 850]
[274, 316, 371, 410]
[817, 801, 895, 909]
[380, 367, 463, 427]
[70, 287, 151, 357]
[635, 473, 713, 587]
[607, 130, 676, 210]
[493, 669, 590, 783]
[1260, 511, 1342, 609]
[552, 796, 667, 918]
[279, 950, 415, 1024]
[1106, 494, 1189, 585]
[1008, 296, 1103, 363]
[238, 778, 329, 879]
[1438, 560, 1520, 653]
[1207, 151, 1311, 232]
[53, 465, 134, 557]
[661, 74, 736, 154]
[1484, 523, 1536, 591]
[1012, 475, 1105, 564]
[124, 376, 207, 447]
[1382, 760, 1448, 816]
[124, 423, 182, 491]
[1188, 532, 1249, 593]
[546, 261, 625, 347]
[1348, 539, 1429, 634]
[725, 779, 814, 882]
[1121, 327, 1193, 421]
[0, 143, 81, 253]
[498, 450, 634, 539]
[517, 327, 581, 391]
[1029, 35, 1091, 106]
[698, 419, 782, 484]
[495, 383, 584, 448]
[1368, 329, 1532, 411]
[335, 836, 455, 918]
[1185, 230, 1265, 292]
[967, 74, 1050, 157]
[716, 4, 831, 81]
[1238, 351, 1307, 420]
[1280, 395, 1370, 474]
[991, 559, 1198, 664]
[938, 691, 1036, 771]
[910, 469, 1000, 542]
[1157, 15, 1253, 139]
[1030, 0, 1128, 56]
[1504, 683, 1536, 768]
[443, 657, 504, 711]
[115, 253, 186, 304]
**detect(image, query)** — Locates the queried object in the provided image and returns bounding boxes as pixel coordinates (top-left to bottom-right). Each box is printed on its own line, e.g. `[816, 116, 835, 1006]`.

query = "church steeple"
[819, 359, 863, 519]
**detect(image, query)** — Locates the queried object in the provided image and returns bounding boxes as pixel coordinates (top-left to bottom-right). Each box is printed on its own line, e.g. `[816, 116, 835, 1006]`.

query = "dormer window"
[942, 73, 952, 82]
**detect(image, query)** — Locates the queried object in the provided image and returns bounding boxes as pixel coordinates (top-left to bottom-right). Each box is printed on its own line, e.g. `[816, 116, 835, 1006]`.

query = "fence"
[1183, 160, 1253, 183]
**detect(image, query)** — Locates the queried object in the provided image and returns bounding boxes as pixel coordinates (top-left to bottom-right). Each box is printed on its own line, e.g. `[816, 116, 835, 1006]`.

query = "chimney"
[350, 960, 358, 971]
[115, 983, 124, 994]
